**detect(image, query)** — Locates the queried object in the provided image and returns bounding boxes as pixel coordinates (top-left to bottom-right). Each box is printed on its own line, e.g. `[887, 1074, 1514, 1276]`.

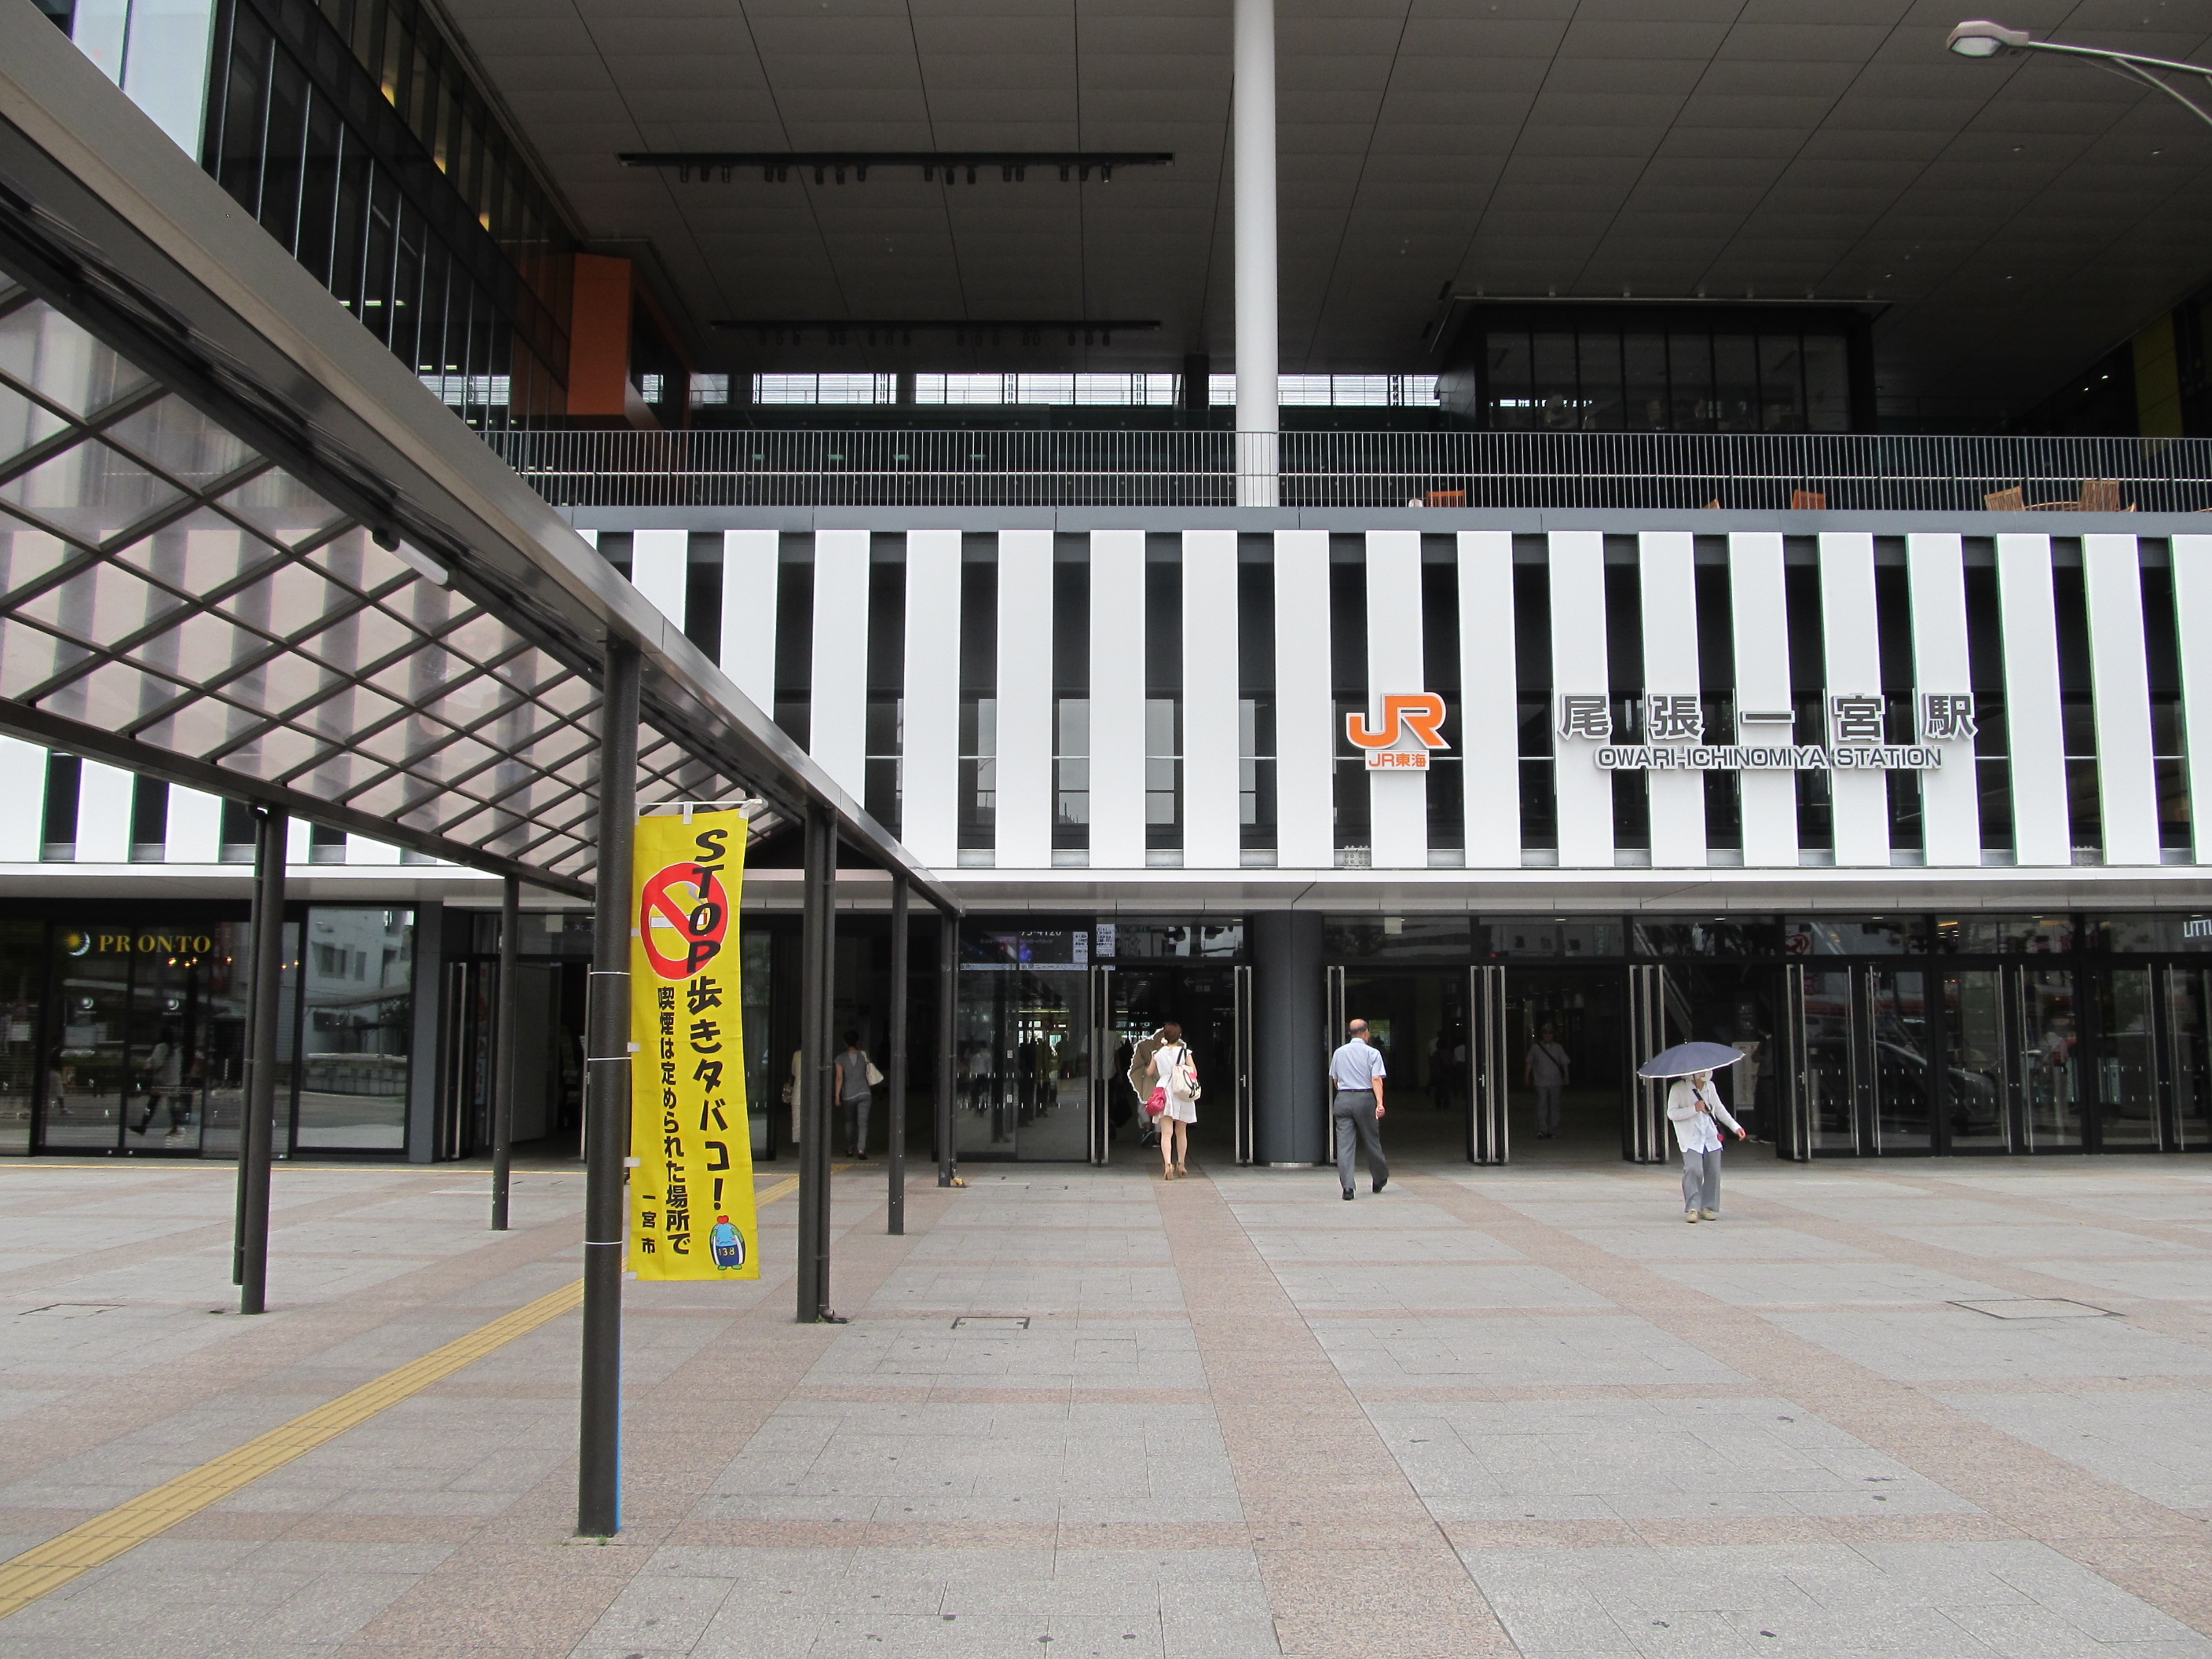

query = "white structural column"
[2083, 534, 2160, 866]
[1232, 0, 1278, 508]
[1818, 533, 1888, 866]
[1182, 531, 1242, 867]
[719, 529, 780, 709]
[629, 529, 689, 630]
[2174, 537, 2212, 865]
[1457, 531, 1518, 866]
[0, 739, 41, 861]
[901, 529, 961, 867]
[1364, 531, 1426, 867]
[1090, 530, 1148, 868]
[1548, 531, 1612, 868]
[1275, 529, 1334, 869]
[994, 530, 1055, 869]
[1729, 532, 1798, 865]
[77, 762, 132, 862]
[1638, 531, 1705, 867]
[1997, 533, 2071, 866]
[808, 529, 870, 798]
[1904, 533, 1980, 866]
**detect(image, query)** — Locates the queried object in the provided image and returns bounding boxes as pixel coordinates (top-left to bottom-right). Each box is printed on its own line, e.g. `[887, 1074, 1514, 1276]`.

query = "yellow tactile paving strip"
[0, 1167, 814, 1622]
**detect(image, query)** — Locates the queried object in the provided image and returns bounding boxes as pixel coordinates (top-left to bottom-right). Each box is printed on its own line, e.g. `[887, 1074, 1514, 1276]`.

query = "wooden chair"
[1984, 487, 2026, 511]
[1423, 489, 1466, 507]
[1789, 489, 1826, 510]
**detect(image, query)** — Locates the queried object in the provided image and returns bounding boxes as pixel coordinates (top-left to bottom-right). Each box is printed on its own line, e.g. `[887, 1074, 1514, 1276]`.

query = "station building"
[6, 0, 2212, 1170]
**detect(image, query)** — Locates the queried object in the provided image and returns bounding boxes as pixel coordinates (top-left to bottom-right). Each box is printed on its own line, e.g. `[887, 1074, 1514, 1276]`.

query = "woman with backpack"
[1141, 1020, 1199, 1180]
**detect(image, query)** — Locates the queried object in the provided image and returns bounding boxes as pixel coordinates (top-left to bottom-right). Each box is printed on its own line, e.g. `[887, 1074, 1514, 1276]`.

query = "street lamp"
[1947, 20, 2212, 131]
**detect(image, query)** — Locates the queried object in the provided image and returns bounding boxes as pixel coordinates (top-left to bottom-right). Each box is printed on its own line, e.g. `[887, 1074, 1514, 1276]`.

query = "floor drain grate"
[951, 1316, 1030, 1331]
[1952, 1298, 2114, 1320]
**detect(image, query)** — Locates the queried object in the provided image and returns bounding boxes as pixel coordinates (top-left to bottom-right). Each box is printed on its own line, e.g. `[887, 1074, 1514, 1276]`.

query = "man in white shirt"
[1666, 1068, 1745, 1221]
[1328, 1020, 1388, 1200]
[1525, 1024, 1571, 1140]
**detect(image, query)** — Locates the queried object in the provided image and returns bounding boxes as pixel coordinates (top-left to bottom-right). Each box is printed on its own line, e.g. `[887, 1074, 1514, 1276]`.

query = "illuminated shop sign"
[1347, 693, 1450, 771]
[1555, 692, 1976, 772]
[60, 930, 219, 958]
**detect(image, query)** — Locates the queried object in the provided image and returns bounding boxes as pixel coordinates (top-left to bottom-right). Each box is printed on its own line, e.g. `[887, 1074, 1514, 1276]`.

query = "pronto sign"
[629, 810, 759, 1281]
[1347, 693, 1450, 771]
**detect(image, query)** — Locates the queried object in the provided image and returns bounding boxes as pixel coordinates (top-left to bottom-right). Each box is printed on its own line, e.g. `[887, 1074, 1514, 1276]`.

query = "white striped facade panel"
[1457, 531, 1518, 868]
[808, 529, 870, 799]
[1182, 531, 1241, 869]
[2175, 535, 2212, 865]
[1548, 531, 1612, 868]
[1728, 533, 1798, 866]
[629, 529, 688, 630]
[995, 530, 1055, 869]
[900, 529, 961, 867]
[1997, 533, 2071, 866]
[77, 761, 131, 862]
[0, 739, 41, 861]
[719, 529, 780, 709]
[1364, 530, 1426, 870]
[1275, 530, 1334, 870]
[1637, 531, 1703, 868]
[1904, 533, 1980, 866]
[2083, 535, 2161, 866]
[1089, 530, 1148, 869]
[1818, 533, 1887, 867]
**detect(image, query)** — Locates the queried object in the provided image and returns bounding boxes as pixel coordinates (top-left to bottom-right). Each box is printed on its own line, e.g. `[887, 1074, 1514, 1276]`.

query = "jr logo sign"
[1346, 693, 1450, 771]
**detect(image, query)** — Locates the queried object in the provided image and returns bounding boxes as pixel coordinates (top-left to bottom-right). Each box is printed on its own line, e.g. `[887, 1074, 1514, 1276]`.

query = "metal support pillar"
[936, 910, 958, 1185]
[236, 805, 286, 1315]
[578, 641, 639, 1539]
[490, 873, 520, 1231]
[887, 876, 909, 1235]
[1232, 0, 1279, 507]
[796, 804, 839, 1320]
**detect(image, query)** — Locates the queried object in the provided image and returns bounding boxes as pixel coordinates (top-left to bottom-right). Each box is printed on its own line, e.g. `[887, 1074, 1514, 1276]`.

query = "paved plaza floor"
[6, 1150, 2212, 1656]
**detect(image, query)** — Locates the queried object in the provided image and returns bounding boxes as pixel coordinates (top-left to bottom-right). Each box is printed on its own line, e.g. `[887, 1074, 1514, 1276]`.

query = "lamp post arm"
[2017, 38, 2212, 130]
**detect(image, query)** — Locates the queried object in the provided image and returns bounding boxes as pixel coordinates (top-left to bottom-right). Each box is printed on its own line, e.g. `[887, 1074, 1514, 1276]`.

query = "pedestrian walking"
[1328, 1018, 1389, 1199]
[1668, 1068, 1743, 1221]
[1141, 1020, 1198, 1179]
[1525, 1022, 1571, 1139]
[833, 1030, 879, 1159]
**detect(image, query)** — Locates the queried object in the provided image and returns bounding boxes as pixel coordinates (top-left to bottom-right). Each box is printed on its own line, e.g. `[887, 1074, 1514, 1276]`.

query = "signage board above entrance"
[1557, 692, 1974, 773]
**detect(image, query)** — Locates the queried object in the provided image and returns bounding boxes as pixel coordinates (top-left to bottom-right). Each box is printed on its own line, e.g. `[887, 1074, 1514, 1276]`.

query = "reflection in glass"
[2168, 968, 2212, 1150]
[2019, 969, 2082, 1148]
[0, 921, 39, 1155]
[1870, 970, 1931, 1150]
[1804, 969, 1855, 1152]
[2094, 967, 2158, 1148]
[1942, 971, 2009, 1150]
[955, 964, 1089, 1160]
[295, 908, 412, 1148]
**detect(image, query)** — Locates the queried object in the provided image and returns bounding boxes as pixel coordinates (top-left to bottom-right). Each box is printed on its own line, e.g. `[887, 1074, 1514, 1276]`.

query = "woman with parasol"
[1639, 1042, 1746, 1223]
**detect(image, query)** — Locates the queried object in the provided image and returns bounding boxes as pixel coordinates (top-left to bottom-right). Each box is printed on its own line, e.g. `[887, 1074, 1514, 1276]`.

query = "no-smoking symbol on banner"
[639, 862, 730, 980]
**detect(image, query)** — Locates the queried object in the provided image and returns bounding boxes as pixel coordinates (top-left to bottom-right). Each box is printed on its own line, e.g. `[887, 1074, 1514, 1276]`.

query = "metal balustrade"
[484, 426, 2212, 512]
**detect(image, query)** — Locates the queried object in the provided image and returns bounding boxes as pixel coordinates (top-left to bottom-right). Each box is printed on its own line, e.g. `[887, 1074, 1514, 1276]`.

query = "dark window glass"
[1145, 551, 1182, 852]
[1423, 558, 1463, 853]
[1514, 561, 1555, 852]
[42, 753, 79, 856]
[1785, 560, 1833, 851]
[130, 776, 170, 860]
[1964, 559, 2012, 853]
[1694, 558, 1740, 851]
[1331, 554, 1369, 855]
[1874, 560, 1923, 856]
[2052, 557, 2099, 859]
[2143, 563, 2192, 851]
[1606, 560, 1648, 852]
[1238, 553, 1276, 854]
[958, 551, 997, 851]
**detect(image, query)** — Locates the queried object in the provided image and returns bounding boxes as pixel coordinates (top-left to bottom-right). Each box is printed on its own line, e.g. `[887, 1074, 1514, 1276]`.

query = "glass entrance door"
[1094, 965, 1243, 1166]
[1337, 968, 1470, 1163]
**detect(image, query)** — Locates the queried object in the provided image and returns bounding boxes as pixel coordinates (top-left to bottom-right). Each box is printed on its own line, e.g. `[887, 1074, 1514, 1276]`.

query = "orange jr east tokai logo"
[1346, 693, 1449, 771]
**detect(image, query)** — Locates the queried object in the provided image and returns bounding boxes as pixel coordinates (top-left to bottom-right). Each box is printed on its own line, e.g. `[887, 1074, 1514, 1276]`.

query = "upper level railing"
[486, 427, 2212, 513]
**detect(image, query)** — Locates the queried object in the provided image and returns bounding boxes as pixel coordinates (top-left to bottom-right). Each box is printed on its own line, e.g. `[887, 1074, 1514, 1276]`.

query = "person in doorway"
[1141, 1020, 1198, 1179]
[833, 1031, 876, 1159]
[1667, 1067, 1744, 1222]
[1128, 1024, 1171, 1152]
[132, 1026, 187, 1137]
[1329, 1019, 1388, 1199]
[1525, 1023, 1571, 1140]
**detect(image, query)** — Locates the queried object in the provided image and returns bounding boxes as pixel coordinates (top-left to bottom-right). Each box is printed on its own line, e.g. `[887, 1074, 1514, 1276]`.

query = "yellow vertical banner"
[629, 809, 758, 1279]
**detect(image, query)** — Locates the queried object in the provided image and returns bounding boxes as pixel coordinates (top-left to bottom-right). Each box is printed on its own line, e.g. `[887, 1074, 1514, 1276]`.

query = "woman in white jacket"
[1666, 1068, 1744, 1222]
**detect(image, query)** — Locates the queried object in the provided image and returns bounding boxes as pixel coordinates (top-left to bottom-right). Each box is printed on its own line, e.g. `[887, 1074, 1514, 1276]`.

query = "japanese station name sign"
[629, 808, 759, 1282]
[1556, 692, 1976, 772]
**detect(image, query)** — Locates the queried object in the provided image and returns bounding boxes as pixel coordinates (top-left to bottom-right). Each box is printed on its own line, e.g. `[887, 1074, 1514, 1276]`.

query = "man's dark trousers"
[1331, 1089, 1387, 1194]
